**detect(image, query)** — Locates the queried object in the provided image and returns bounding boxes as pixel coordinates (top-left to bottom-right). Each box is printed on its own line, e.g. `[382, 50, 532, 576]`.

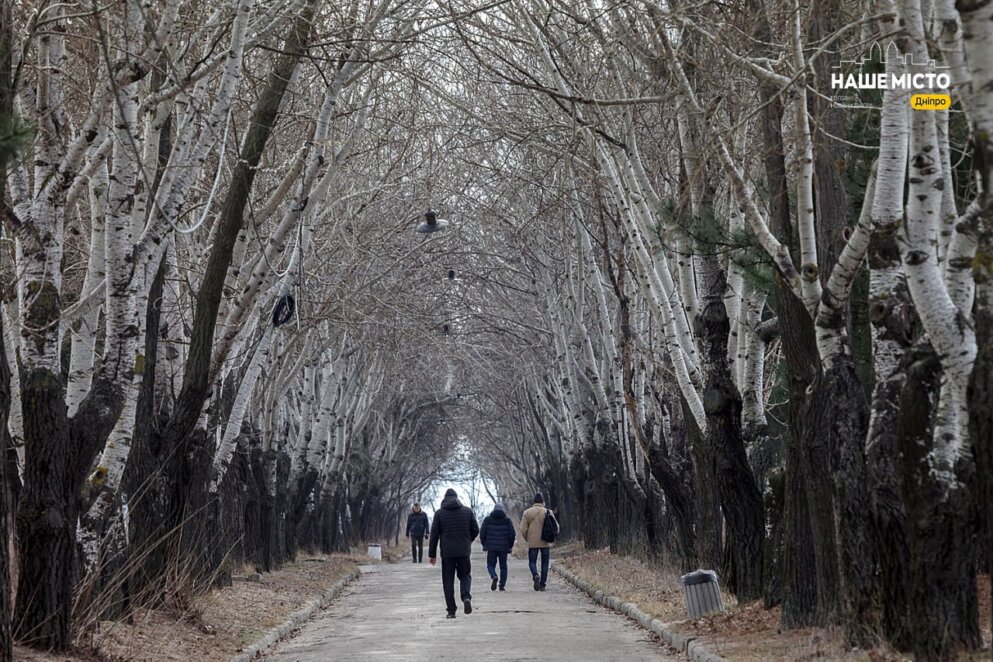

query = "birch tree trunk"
[12, 3, 97, 646]
[674, 97, 764, 598]
[0, 310, 20, 478]
[695, 261, 764, 599]
[893, 2, 981, 655]
[125, 0, 320, 594]
[865, 25, 914, 649]
[65, 172, 108, 416]
[0, 308, 10, 662]
[958, 2, 993, 641]
[154, 0, 318, 466]
[746, 23, 822, 621]
[0, 3, 14, 648]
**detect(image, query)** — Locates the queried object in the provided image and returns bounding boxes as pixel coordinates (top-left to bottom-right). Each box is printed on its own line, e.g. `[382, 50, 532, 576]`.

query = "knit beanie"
[533, 492, 544, 504]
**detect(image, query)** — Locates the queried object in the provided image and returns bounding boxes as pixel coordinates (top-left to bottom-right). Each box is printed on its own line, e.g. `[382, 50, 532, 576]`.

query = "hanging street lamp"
[416, 209, 449, 233]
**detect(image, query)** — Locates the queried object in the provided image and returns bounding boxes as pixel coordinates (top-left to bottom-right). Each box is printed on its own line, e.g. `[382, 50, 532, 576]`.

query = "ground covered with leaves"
[557, 547, 992, 661]
[14, 553, 364, 661]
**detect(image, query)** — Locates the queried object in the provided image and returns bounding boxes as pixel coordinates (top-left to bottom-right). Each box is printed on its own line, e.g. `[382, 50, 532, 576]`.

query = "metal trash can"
[681, 569, 724, 618]
[366, 543, 382, 560]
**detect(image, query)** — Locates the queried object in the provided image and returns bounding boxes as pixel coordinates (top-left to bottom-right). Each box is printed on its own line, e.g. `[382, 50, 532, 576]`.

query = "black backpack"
[540, 508, 559, 543]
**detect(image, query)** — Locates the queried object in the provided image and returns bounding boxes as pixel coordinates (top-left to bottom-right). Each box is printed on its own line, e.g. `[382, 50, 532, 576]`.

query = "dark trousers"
[410, 537, 424, 562]
[528, 547, 550, 587]
[441, 555, 472, 614]
[486, 551, 509, 588]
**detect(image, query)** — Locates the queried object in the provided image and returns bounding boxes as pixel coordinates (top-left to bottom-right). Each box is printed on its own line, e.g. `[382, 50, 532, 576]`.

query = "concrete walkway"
[265, 544, 678, 661]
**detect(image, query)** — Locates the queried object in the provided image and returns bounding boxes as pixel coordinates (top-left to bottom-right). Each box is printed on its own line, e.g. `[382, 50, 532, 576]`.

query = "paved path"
[266, 544, 678, 661]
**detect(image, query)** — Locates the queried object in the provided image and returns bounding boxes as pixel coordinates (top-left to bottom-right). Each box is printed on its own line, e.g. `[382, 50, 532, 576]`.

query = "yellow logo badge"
[911, 94, 952, 110]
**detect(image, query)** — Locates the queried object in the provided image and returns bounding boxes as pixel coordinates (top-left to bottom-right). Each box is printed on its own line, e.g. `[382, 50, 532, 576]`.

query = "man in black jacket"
[428, 488, 479, 618]
[405, 503, 430, 563]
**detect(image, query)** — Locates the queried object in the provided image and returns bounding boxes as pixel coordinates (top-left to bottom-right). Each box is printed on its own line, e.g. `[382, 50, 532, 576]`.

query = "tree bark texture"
[156, 1, 318, 462]
[125, 1, 318, 595]
[959, 0, 993, 642]
[697, 293, 764, 600]
[755, 82, 824, 627]
[0, 2, 15, 654]
[898, 345, 981, 660]
[0, 297, 13, 661]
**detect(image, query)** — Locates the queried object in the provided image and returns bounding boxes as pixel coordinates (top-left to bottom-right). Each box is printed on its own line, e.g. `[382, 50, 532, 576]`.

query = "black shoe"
[463, 599, 472, 614]
[499, 586, 506, 591]
[539, 585, 546, 591]
[533, 575, 540, 591]
[447, 613, 456, 619]
[491, 577, 498, 591]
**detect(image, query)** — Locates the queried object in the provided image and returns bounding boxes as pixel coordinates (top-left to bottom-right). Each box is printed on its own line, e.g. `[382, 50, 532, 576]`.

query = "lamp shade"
[415, 209, 449, 233]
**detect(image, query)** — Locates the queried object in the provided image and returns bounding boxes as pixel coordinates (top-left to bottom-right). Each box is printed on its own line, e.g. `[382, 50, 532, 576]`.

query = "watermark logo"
[829, 42, 951, 110]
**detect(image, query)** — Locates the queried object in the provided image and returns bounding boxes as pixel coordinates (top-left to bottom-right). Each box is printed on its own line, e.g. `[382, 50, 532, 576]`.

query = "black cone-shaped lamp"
[416, 209, 449, 233]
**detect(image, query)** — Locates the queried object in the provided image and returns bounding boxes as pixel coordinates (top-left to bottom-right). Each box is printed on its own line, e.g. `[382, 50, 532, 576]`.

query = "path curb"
[231, 566, 362, 661]
[551, 565, 726, 662]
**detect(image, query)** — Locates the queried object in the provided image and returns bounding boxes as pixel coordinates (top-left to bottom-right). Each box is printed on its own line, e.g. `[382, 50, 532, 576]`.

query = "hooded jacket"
[479, 505, 516, 553]
[406, 509, 429, 538]
[428, 493, 479, 559]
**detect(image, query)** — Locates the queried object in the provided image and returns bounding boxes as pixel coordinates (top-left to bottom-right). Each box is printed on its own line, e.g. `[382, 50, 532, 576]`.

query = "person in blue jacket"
[405, 503, 430, 563]
[479, 503, 516, 591]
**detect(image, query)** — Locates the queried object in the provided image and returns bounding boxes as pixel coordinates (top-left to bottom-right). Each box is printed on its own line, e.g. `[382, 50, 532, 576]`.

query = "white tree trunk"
[898, 0, 977, 484]
[66, 169, 108, 416]
[1, 305, 23, 477]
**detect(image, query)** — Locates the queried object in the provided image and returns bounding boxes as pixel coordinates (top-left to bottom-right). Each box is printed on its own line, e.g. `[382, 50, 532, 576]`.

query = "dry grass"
[558, 547, 992, 661]
[557, 547, 691, 622]
[15, 552, 364, 662]
[13, 646, 108, 661]
[379, 540, 420, 563]
[96, 552, 363, 661]
[679, 604, 908, 662]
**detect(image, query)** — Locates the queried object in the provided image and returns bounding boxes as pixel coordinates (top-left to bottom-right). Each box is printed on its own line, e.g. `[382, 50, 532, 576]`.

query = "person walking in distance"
[479, 503, 516, 591]
[405, 503, 430, 563]
[428, 488, 480, 618]
[520, 493, 558, 591]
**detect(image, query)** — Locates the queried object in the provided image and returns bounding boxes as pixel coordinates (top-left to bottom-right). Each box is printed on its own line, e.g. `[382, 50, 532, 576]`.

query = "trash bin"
[681, 569, 724, 618]
[367, 543, 382, 560]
